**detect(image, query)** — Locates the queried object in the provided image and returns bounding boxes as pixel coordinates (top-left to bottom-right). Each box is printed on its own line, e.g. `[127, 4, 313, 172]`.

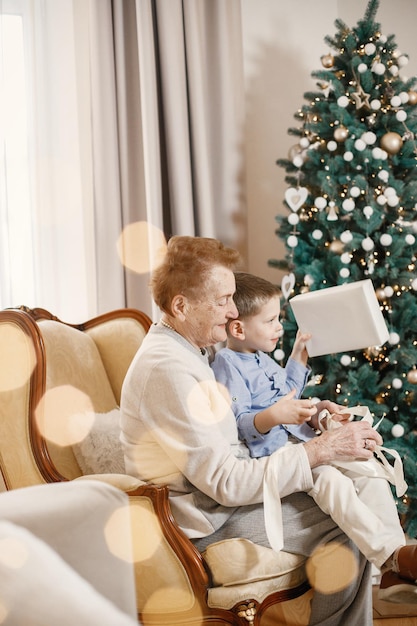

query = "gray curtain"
[90, 0, 247, 318]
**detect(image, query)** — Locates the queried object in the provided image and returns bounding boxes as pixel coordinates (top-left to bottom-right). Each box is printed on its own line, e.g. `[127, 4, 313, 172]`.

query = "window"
[0, 1, 36, 308]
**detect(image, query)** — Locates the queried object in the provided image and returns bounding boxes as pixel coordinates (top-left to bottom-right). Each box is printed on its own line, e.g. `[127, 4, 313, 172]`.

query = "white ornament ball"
[341, 252, 351, 264]
[337, 95, 349, 108]
[386, 195, 399, 207]
[380, 233, 392, 246]
[412, 278, 417, 291]
[384, 286, 394, 297]
[274, 348, 285, 362]
[362, 237, 374, 251]
[389, 332, 400, 345]
[288, 213, 299, 225]
[293, 155, 304, 168]
[304, 274, 314, 286]
[363, 205, 373, 219]
[358, 63, 368, 73]
[378, 170, 389, 182]
[299, 137, 310, 148]
[342, 198, 355, 212]
[372, 147, 383, 159]
[392, 377, 403, 389]
[340, 230, 353, 243]
[287, 235, 298, 248]
[344, 151, 354, 162]
[312, 229, 323, 240]
[350, 186, 361, 197]
[363, 131, 377, 145]
[398, 55, 409, 67]
[379, 35, 387, 43]
[364, 43, 376, 56]
[391, 424, 405, 438]
[327, 140, 338, 151]
[373, 62, 385, 75]
[315, 196, 327, 210]
[389, 65, 399, 76]
[340, 354, 352, 366]
[354, 139, 366, 151]
[377, 194, 387, 205]
[405, 234, 416, 245]
[399, 91, 409, 104]
[390, 95, 402, 108]
[339, 267, 350, 278]
[396, 110, 407, 122]
[371, 99, 381, 110]
[384, 187, 396, 197]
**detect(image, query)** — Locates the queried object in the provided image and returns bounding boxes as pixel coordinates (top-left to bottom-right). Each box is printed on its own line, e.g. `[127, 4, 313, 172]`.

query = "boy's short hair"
[233, 272, 280, 319]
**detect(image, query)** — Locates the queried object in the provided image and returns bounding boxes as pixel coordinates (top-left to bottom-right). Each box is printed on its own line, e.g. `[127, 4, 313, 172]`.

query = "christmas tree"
[270, 0, 417, 536]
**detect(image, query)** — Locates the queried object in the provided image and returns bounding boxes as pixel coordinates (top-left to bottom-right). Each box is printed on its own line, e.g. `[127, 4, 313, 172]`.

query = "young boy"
[211, 271, 417, 604]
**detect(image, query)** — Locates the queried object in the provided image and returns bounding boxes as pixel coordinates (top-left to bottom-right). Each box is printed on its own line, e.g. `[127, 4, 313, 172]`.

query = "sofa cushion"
[203, 538, 308, 610]
[203, 538, 306, 587]
[71, 409, 125, 475]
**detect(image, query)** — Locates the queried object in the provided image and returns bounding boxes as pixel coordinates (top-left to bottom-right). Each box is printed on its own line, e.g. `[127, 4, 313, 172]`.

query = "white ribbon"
[318, 406, 408, 497]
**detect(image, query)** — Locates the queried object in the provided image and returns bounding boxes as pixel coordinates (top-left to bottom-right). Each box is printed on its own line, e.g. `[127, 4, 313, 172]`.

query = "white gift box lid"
[289, 279, 389, 357]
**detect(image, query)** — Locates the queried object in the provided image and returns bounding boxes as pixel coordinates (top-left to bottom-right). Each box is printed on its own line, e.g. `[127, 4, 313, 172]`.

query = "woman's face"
[184, 266, 238, 349]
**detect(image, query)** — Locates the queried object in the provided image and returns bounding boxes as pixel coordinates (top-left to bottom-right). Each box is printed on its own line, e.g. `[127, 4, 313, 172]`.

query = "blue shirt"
[211, 348, 316, 458]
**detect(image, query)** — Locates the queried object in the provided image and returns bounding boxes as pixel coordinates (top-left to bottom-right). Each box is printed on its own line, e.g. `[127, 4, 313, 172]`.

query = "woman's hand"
[309, 399, 349, 430]
[303, 420, 383, 468]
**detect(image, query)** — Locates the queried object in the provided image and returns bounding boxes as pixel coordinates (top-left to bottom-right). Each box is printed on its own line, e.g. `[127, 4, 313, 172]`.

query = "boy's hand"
[255, 389, 317, 432]
[290, 331, 312, 366]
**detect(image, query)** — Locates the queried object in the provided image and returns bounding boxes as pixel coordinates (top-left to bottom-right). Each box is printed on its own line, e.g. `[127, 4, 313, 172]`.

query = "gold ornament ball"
[408, 90, 417, 105]
[321, 54, 335, 68]
[380, 132, 403, 155]
[376, 288, 386, 301]
[407, 368, 417, 384]
[329, 239, 344, 254]
[334, 126, 349, 142]
[288, 144, 302, 160]
[375, 393, 385, 405]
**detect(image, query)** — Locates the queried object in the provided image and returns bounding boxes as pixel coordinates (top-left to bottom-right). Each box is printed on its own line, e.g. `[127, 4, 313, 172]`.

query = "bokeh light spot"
[142, 588, 203, 620]
[116, 221, 167, 274]
[0, 324, 36, 392]
[0, 601, 8, 623]
[0, 537, 29, 569]
[35, 385, 94, 446]
[105, 503, 163, 563]
[187, 380, 232, 425]
[306, 542, 358, 594]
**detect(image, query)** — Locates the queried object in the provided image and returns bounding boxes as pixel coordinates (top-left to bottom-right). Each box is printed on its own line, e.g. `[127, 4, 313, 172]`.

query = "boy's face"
[241, 295, 283, 353]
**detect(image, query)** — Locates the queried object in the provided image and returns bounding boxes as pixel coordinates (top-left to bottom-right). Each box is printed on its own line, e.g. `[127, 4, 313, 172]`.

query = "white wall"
[241, 0, 417, 285]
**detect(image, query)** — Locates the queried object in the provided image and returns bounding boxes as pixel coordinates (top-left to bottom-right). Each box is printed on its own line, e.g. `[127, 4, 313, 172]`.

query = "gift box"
[289, 279, 389, 357]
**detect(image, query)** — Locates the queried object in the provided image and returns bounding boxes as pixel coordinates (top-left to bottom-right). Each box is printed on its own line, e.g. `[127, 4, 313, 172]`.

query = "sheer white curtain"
[0, 0, 247, 322]
[0, 0, 125, 321]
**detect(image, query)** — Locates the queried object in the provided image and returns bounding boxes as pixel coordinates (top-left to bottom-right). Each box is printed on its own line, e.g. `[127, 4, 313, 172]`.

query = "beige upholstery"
[0, 306, 311, 625]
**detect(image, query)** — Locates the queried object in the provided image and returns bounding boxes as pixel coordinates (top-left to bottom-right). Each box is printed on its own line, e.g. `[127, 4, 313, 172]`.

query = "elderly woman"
[120, 235, 413, 626]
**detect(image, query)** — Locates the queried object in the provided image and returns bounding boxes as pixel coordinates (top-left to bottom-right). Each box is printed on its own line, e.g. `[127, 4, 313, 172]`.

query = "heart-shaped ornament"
[281, 273, 296, 300]
[285, 187, 308, 212]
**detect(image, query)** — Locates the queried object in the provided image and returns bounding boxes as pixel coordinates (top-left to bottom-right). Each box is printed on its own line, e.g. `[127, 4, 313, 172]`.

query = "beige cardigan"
[120, 324, 313, 541]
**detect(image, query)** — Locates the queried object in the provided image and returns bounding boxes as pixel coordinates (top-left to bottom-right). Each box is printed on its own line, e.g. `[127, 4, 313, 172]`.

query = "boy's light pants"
[309, 464, 405, 569]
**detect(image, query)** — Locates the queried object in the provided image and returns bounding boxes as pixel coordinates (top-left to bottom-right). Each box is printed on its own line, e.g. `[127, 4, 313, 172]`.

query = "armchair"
[0, 306, 312, 625]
